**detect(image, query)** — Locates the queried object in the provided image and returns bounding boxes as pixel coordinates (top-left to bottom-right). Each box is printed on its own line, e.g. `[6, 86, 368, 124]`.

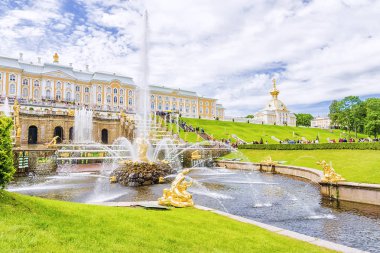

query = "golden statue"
[261, 156, 277, 166]
[158, 169, 194, 208]
[13, 100, 21, 140]
[317, 160, 345, 183]
[45, 136, 59, 148]
[67, 109, 75, 117]
[191, 150, 201, 160]
[136, 138, 149, 162]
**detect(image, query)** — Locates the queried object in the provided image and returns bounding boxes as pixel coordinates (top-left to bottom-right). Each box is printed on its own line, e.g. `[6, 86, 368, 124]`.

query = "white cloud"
[0, 0, 379, 116]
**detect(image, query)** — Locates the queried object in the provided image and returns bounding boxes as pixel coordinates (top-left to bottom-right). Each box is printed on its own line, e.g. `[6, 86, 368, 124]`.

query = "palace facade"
[0, 53, 224, 120]
[254, 80, 296, 126]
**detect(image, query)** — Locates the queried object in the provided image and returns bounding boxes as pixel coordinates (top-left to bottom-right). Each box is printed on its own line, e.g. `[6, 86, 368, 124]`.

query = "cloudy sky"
[0, 0, 379, 116]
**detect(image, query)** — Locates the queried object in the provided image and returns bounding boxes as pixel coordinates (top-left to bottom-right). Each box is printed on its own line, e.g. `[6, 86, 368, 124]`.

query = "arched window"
[173, 104, 176, 110]
[34, 80, 39, 86]
[56, 82, 61, 90]
[10, 74, 16, 81]
[22, 87, 28, 98]
[46, 80, 51, 88]
[113, 96, 117, 103]
[128, 90, 133, 96]
[120, 97, 124, 104]
[107, 87, 111, 94]
[66, 91, 71, 101]
[34, 89, 39, 99]
[75, 86, 80, 92]
[192, 106, 196, 113]
[56, 91, 61, 100]
[151, 95, 154, 100]
[165, 97, 169, 101]
[151, 102, 155, 110]
[158, 96, 162, 101]
[107, 95, 111, 104]
[85, 95, 89, 103]
[128, 98, 132, 105]
[158, 102, 162, 110]
[67, 82, 71, 88]
[120, 89, 124, 95]
[97, 86, 102, 92]
[113, 88, 118, 94]
[97, 94, 102, 103]
[180, 105, 183, 112]
[186, 106, 189, 113]
[46, 89, 51, 99]
[85, 87, 90, 93]
[23, 79, 28, 85]
[75, 93, 80, 102]
[206, 108, 209, 114]
[165, 103, 169, 110]
[200, 108, 203, 114]
[10, 84, 16, 94]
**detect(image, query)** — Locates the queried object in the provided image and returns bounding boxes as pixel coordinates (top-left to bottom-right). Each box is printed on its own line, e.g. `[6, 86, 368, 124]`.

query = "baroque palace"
[0, 53, 225, 145]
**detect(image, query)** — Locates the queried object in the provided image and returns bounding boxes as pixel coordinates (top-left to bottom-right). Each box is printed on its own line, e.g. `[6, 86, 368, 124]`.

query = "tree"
[0, 116, 15, 188]
[364, 98, 380, 138]
[295, 113, 313, 127]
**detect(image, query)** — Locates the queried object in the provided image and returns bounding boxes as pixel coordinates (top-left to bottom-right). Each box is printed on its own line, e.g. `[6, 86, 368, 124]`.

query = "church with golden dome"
[254, 79, 296, 126]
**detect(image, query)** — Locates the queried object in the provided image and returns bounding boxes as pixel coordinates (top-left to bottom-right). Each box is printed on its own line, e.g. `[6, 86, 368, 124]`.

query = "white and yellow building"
[311, 116, 331, 129]
[0, 53, 224, 119]
[254, 79, 296, 126]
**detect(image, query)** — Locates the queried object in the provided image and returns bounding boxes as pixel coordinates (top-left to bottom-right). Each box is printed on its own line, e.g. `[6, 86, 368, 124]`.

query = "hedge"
[0, 116, 15, 188]
[238, 142, 380, 150]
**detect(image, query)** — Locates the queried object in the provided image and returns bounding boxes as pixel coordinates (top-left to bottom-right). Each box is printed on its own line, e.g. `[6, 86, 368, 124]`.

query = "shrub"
[0, 116, 15, 188]
[238, 142, 380, 150]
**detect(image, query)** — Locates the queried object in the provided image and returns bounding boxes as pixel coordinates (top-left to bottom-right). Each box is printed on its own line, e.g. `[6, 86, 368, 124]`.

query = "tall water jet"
[1, 97, 10, 117]
[74, 108, 93, 143]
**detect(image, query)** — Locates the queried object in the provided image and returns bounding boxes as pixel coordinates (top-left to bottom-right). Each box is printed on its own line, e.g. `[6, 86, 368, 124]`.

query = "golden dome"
[53, 52, 59, 63]
[270, 79, 280, 98]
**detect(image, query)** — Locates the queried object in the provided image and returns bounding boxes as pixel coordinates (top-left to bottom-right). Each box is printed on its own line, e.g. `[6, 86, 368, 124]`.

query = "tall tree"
[364, 98, 380, 138]
[0, 116, 15, 188]
[295, 113, 313, 127]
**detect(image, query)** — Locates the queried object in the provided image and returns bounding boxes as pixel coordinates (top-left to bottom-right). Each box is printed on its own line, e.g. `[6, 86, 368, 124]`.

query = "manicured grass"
[0, 191, 333, 253]
[223, 149, 380, 184]
[182, 118, 367, 143]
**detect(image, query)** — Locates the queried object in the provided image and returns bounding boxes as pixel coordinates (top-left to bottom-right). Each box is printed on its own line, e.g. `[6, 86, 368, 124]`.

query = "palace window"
[46, 90, 51, 99]
[34, 89, 39, 99]
[120, 89, 124, 95]
[206, 108, 209, 114]
[114, 88, 118, 94]
[165, 103, 169, 110]
[0, 73, 2, 79]
[114, 96, 118, 103]
[158, 102, 162, 110]
[200, 108, 203, 114]
[66, 92, 71, 101]
[107, 87, 111, 94]
[22, 87, 28, 98]
[23, 79, 28, 85]
[172, 97, 176, 102]
[46, 81, 51, 88]
[206, 102, 209, 106]
[211, 109, 214, 115]
[200, 101, 203, 106]
[9, 84, 16, 94]
[34, 80, 39, 87]
[56, 91, 61, 100]
[158, 96, 162, 101]
[97, 94, 102, 103]
[85, 87, 90, 93]
[97, 86, 102, 92]
[85, 95, 89, 103]
[10, 74, 16, 81]
[179, 98, 182, 103]
[75, 86, 80, 92]
[56, 82, 62, 90]
[120, 97, 124, 104]
[186, 106, 189, 113]
[107, 95, 111, 104]
[172, 104, 176, 110]
[192, 106, 196, 113]
[75, 93, 80, 102]
[151, 102, 155, 110]
[67, 83, 71, 88]
[179, 106, 183, 112]
[128, 98, 132, 105]
[128, 90, 133, 96]
[165, 97, 169, 101]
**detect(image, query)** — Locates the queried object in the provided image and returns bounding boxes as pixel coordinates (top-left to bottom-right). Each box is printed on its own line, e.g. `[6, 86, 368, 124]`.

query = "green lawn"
[0, 191, 333, 253]
[223, 149, 380, 184]
[182, 118, 367, 143]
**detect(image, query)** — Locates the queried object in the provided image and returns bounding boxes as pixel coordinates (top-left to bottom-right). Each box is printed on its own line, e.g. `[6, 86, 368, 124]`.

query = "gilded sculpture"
[261, 156, 277, 166]
[158, 169, 194, 207]
[45, 136, 59, 148]
[317, 160, 345, 183]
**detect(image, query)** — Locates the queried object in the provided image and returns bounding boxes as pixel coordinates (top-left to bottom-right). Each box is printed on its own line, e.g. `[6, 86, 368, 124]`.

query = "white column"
[29, 78, 33, 100]
[17, 74, 21, 98]
[91, 84, 97, 106]
[2, 73, 6, 96]
[41, 79, 46, 97]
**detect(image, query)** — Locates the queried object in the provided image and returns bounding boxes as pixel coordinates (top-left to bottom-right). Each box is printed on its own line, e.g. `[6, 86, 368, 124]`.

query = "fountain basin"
[111, 161, 174, 187]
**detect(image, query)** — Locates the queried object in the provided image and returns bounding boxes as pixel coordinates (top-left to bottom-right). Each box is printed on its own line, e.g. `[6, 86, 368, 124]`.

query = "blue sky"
[0, 0, 379, 116]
